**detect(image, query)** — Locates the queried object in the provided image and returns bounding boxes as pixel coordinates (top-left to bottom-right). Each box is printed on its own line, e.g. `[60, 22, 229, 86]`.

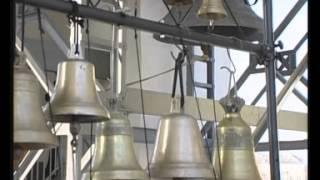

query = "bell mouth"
[51, 114, 109, 123]
[190, 26, 263, 42]
[82, 170, 147, 180]
[14, 130, 58, 150]
[166, 0, 193, 6]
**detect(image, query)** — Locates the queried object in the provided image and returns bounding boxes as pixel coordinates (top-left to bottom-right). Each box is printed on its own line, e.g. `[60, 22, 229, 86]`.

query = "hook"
[220, 66, 238, 99]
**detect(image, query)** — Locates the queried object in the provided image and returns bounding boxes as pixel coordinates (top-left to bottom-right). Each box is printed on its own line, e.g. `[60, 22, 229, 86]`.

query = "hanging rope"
[134, 0, 151, 177]
[211, 54, 223, 180]
[21, 1, 25, 52]
[36, 8, 63, 179]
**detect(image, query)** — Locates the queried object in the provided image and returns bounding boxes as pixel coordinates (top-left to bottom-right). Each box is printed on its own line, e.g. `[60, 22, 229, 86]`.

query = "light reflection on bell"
[14, 64, 58, 150]
[198, 0, 227, 21]
[44, 60, 110, 123]
[150, 98, 214, 178]
[212, 96, 262, 180]
[165, 0, 193, 6]
[82, 112, 146, 180]
[154, 0, 263, 44]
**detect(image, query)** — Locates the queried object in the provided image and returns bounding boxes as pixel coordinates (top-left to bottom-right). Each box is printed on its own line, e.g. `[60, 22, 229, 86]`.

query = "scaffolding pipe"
[253, 54, 308, 145]
[263, 0, 281, 179]
[15, 0, 262, 54]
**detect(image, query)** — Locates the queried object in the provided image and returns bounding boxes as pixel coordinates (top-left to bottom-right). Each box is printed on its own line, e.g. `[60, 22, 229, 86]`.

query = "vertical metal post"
[186, 46, 194, 96]
[263, 0, 281, 179]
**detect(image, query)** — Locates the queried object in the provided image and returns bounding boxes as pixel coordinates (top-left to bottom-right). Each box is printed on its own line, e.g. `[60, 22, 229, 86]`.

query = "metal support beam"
[274, 0, 307, 39]
[15, 36, 54, 95]
[253, 55, 308, 145]
[121, 88, 307, 131]
[294, 32, 308, 51]
[251, 85, 266, 105]
[276, 72, 307, 105]
[300, 76, 308, 87]
[255, 140, 308, 152]
[15, 0, 263, 54]
[263, 0, 281, 178]
[41, 14, 69, 56]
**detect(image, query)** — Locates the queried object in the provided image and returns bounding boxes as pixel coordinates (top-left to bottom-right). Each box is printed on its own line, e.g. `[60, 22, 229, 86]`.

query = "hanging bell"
[212, 96, 262, 180]
[82, 112, 146, 180]
[198, 0, 227, 20]
[150, 98, 214, 178]
[165, 0, 193, 6]
[154, 0, 263, 44]
[44, 59, 110, 123]
[14, 63, 58, 150]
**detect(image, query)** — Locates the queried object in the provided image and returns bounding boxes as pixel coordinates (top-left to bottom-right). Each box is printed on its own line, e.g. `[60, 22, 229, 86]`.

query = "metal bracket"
[250, 41, 296, 76]
[276, 50, 297, 76]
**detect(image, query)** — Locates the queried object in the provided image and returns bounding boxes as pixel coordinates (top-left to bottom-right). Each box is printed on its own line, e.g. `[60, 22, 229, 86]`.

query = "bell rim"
[82, 170, 147, 180]
[150, 163, 214, 178]
[166, 0, 193, 6]
[14, 130, 58, 150]
[58, 59, 94, 66]
[50, 114, 109, 123]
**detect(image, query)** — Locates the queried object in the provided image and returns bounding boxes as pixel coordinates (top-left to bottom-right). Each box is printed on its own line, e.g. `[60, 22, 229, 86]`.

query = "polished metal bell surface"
[213, 112, 262, 180]
[198, 0, 227, 20]
[165, 0, 193, 6]
[82, 112, 146, 180]
[154, 0, 263, 44]
[150, 112, 214, 178]
[14, 66, 58, 149]
[45, 60, 110, 123]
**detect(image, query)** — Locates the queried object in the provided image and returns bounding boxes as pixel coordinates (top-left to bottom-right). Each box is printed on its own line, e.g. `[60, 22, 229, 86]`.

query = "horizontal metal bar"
[120, 88, 307, 131]
[15, 0, 263, 54]
[255, 140, 307, 151]
[194, 82, 213, 89]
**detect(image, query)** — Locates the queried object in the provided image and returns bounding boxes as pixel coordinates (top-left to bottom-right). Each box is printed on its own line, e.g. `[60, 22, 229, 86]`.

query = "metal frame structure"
[13, 0, 308, 179]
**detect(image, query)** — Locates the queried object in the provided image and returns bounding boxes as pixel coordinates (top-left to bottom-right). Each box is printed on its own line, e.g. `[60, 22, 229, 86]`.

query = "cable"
[223, 0, 246, 39]
[211, 55, 223, 180]
[134, 0, 150, 177]
[85, 1, 94, 179]
[179, 4, 193, 24]
[126, 63, 188, 87]
[21, 1, 25, 52]
[36, 8, 63, 180]
[226, 48, 236, 73]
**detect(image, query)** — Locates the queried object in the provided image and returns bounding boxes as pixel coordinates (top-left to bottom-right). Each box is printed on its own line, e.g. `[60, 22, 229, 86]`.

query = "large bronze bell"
[165, 0, 193, 6]
[198, 0, 227, 20]
[44, 59, 110, 123]
[82, 112, 146, 180]
[150, 99, 214, 178]
[212, 96, 262, 180]
[154, 0, 263, 44]
[14, 64, 58, 150]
